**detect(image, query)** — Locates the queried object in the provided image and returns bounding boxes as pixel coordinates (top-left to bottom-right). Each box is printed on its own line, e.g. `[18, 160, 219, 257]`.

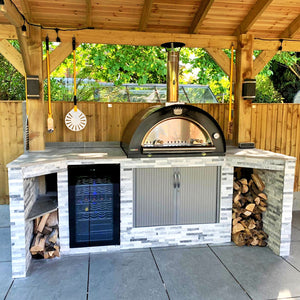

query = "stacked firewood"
[232, 173, 268, 247]
[30, 210, 60, 259]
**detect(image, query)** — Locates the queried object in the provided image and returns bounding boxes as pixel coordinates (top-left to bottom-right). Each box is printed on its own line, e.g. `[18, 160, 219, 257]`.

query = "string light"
[55, 28, 61, 43]
[278, 39, 283, 51]
[21, 18, 26, 32]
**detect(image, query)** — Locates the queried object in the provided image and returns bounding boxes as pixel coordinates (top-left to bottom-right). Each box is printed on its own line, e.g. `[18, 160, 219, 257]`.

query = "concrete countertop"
[7, 142, 296, 169]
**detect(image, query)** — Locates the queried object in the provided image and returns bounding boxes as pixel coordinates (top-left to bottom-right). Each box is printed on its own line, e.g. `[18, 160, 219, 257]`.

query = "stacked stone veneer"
[255, 160, 295, 256]
[229, 153, 296, 256]
[7, 149, 296, 278]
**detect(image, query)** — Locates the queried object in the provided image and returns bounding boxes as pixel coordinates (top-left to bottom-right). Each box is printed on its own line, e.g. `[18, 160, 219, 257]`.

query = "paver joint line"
[207, 244, 253, 300]
[150, 248, 171, 300]
[4, 279, 14, 300]
[282, 256, 300, 273]
[86, 254, 91, 300]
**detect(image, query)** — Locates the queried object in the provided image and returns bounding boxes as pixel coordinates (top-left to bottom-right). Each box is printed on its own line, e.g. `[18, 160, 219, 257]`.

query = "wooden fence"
[0, 101, 24, 204]
[0, 101, 299, 204]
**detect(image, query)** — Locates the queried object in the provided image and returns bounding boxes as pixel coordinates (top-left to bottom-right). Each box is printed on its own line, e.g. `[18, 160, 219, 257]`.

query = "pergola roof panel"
[0, 0, 299, 42]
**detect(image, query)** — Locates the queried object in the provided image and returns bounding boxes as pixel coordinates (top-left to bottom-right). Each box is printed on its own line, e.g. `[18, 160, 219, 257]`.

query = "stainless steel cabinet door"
[134, 168, 175, 227]
[177, 167, 219, 225]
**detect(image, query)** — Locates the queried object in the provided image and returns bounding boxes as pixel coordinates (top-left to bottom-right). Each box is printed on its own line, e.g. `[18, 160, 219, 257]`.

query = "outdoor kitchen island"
[7, 143, 296, 278]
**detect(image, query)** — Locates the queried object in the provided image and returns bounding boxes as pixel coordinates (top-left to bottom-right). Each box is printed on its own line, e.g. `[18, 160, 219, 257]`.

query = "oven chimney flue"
[161, 42, 185, 103]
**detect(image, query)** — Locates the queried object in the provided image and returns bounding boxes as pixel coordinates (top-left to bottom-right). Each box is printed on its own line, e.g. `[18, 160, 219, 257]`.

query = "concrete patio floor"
[1, 205, 300, 300]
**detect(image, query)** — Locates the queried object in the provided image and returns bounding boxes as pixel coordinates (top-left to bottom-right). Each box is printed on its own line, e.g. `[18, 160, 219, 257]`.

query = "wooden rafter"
[189, 0, 214, 34]
[86, 0, 92, 28]
[42, 42, 74, 80]
[235, 0, 274, 34]
[0, 39, 25, 76]
[205, 48, 236, 81]
[281, 14, 300, 39]
[139, 0, 153, 31]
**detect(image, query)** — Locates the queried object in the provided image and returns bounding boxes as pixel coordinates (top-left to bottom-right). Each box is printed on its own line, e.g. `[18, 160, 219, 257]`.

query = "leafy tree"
[0, 41, 25, 100]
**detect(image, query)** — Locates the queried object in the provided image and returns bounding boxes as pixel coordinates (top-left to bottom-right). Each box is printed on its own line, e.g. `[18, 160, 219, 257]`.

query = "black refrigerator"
[68, 164, 120, 248]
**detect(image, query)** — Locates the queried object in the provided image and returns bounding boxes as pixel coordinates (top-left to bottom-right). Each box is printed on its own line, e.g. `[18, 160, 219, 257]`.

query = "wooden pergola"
[0, 0, 300, 150]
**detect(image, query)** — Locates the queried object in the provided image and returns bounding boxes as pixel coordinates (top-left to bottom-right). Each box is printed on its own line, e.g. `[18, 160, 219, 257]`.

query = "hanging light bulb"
[55, 28, 61, 43]
[21, 19, 26, 32]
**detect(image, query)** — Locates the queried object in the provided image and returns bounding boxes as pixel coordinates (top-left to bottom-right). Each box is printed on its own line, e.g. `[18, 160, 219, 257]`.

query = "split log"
[46, 211, 58, 227]
[232, 223, 244, 234]
[233, 181, 241, 191]
[37, 213, 50, 233]
[245, 203, 255, 213]
[30, 233, 46, 253]
[251, 174, 265, 191]
[232, 217, 242, 226]
[232, 232, 247, 246]
[258, 192, 268, 201]
[48, 229, 58, 244]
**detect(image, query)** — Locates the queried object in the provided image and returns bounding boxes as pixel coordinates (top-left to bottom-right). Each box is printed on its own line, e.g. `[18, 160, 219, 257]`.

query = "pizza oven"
[121, 104, 225, 157]
[121, 42, 226, 158]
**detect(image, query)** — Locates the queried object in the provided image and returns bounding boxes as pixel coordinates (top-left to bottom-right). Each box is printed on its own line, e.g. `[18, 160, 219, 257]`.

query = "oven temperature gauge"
[213, 133, 220, 139]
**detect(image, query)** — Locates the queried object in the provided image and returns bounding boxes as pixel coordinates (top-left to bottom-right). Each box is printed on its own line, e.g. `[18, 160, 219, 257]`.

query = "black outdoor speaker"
[242, 79, 256, 100]
[26, 75, 40, 99]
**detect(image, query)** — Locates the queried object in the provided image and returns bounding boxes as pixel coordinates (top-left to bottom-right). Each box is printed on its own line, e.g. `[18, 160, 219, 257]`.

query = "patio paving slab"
[293, 211, 300, 230]
[292, 227, 300, 242]
[0, 227, 11, 262]
[0, 205, 10, 227]
[89, 250, 168, 300]
[0, 262, 12, 300]
[285, 242, 300, 272]
[152, 246, 250, 300]
[6, 255, 89, 300]
[212, 245, 300, 300]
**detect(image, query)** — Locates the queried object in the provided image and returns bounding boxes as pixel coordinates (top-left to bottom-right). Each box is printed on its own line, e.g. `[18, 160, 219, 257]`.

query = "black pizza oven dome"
[121, 104, 226, 158]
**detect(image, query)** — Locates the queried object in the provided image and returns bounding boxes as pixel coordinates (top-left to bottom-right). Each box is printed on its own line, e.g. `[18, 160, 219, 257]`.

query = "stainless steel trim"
[142, 146, 216, 153]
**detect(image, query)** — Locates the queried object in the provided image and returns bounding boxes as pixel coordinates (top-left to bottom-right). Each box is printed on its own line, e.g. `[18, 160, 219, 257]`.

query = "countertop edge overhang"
[6, 143, 296, 175]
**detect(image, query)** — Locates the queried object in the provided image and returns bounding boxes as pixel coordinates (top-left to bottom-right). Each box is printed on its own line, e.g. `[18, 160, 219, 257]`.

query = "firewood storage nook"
[7, 144, 295, 278]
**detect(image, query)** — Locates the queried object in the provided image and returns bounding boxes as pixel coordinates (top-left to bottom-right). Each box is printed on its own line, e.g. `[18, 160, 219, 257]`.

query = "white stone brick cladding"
[8, 168, 26, 278]
[256, 160, 296, 256]
[7, 148, 296, 277]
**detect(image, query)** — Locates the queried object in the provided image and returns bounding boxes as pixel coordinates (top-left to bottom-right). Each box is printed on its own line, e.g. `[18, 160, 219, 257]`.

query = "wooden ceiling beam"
[139, 0, 153, 31]
[253, 15, 300, 76]
[42, 42, 74, 80]
[281, 14, 300, 39]
[189, 0, 214, 34]
[235, 0, 274, 35]
[0, 24, 17, 39]
[0, 39, 25, 76]
[43, 29, 237, 49]
[0, 0, 24, 27]
[86, 0, 92, 28]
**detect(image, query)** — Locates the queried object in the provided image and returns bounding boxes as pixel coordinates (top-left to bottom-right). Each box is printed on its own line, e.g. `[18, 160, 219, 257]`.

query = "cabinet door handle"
[177, 172, 181, 189]
[173, 172, 177, 188]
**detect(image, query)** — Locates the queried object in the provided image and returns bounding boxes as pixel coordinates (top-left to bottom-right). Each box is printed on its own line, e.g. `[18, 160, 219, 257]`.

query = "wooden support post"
[26, 25, 45, 151]
[234, 34, 254, 144]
